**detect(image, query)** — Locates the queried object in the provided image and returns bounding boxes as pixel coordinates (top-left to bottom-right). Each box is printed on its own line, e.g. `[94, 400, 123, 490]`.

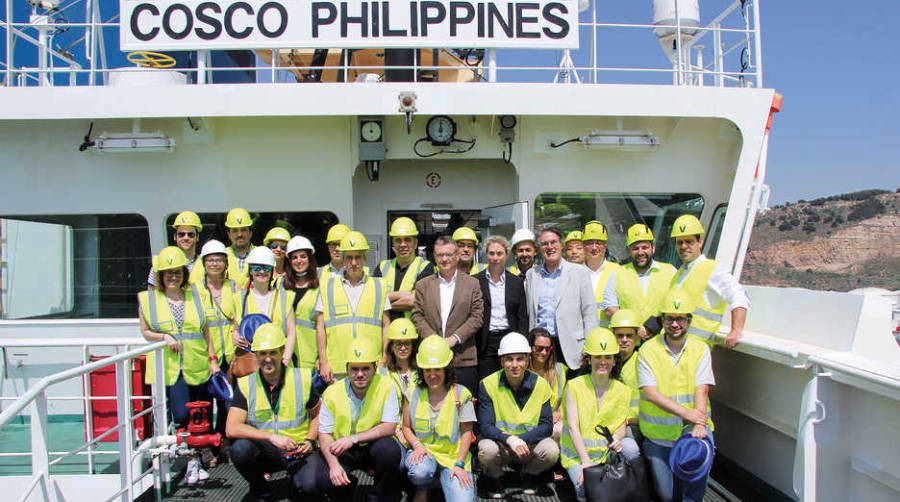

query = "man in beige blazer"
[411, 236, 484, 394]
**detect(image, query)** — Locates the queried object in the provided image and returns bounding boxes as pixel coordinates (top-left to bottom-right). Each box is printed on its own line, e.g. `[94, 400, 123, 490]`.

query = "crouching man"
[316, 337, 403, 502]
[226, 323, 323, 502]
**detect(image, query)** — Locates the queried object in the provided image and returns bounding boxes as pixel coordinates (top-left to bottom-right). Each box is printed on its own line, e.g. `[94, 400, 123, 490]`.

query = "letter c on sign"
[225, 2, 255, 39]
[131, 3, 160, 42]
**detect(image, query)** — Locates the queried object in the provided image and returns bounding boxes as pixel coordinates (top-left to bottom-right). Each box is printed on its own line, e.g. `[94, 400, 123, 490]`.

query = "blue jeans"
[166, 373, 211, 429]
[643, 431, 712, 502]
[406, 453, 474, 502]
[565, 437, 641, 502]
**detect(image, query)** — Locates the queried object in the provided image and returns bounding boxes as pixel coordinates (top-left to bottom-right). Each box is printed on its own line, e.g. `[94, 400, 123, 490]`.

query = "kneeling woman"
[561, 327, 641, 502]
[402, 335, 476, 502]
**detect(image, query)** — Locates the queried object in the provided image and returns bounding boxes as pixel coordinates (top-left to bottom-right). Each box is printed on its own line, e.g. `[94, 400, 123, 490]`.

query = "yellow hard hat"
[565, 230, 584, 245]
[346, 337, 379, 364]
[387, 318, 419, 340]
[582, 220, 608, 241]
[670, 215, 705, 238]
[155, 246, 189, 271]
[584, 327, 620, 356]
[389, 217, 419, 237]
[660, 289, 695, 315]
[626, 223, 655, 246]
[263, 227, 291, 245]
[416, 335, 453, 369]
[452, 227, 479, 244]
[250, 323, 286, 351]
[225, 207, 253, 228]
[171, 211, 202, 231]
[326, 223, 351, 244]
[339, 231, 369, 252]
[610, 309, 642, 329]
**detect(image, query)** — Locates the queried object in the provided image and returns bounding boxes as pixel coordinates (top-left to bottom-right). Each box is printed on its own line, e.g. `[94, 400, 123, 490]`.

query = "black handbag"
[583, 425, 652, 502]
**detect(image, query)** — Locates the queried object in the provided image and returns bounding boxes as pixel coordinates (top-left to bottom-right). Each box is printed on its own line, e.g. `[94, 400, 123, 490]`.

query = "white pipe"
[486, 49, 497, 82]
[732, 129, 769, 275]
[752, 0, 764, 86]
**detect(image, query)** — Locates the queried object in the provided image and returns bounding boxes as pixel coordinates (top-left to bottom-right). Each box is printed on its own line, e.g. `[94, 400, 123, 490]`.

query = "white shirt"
[675, 255, 750, 311]
[318, 379, 400, 434]
[438, 271, 457, 335]
[586, 259, 608, 293]
[600, 260, 663, 309]
[315, 275, 392, 314]
[487, 269, 509, 331]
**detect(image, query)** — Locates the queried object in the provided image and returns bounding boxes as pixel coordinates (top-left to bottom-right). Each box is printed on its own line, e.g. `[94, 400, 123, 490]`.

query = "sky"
[2, 1, 898, 205]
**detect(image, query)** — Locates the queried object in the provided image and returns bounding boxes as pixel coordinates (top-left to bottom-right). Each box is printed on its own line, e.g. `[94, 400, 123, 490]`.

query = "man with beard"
[508, 228, 537, 277]
[374, 217, 433, 321]
[148, 210, 204, 288]
[582, 220, 619, 328]
[224, 207, 256, 288]
[602, 223, 676, 342]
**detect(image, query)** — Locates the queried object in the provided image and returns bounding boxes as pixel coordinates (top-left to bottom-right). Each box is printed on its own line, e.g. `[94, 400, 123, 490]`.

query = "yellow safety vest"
[482, 370, 552, 436]
[237, 287, 295, 332]
[319, 264, 370, 285]
[225, 246, 255, 288]
[378, 367, 416, 402]
[293, 288, 320, 368]
[378, 257, 431, 319]
[138, 286, 208, 385]
[537, 362, 568, 410]
[321, 275, 387, 371]
[322, 373, 397, 440]
[507, 264, 522, 276]
[560, 376, 630, 469]
[198, 279, 239, 364]
[617, 353, 640, 421]
[468, 262, 487, 275]
[409, 384, 473, 470]
[638, 336, 714, 443]
[238, 367, 313, 442]
[671, 259, 726, 348]
[590, 261, 619, 327]
[614, 261, 676, 326]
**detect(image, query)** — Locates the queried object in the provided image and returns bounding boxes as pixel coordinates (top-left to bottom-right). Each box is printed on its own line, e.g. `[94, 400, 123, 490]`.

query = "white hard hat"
[200, 239, 227, 259]
[498, 332, 531, 356]
[510, 228, 536, 249]
[287, 236, 315, 255]
[247, 246, 276, 267]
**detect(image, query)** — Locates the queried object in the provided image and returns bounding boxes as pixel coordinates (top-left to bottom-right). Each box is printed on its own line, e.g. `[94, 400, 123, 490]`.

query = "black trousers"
[315, 436, 402, 502]
[231, 438, 323, 498]
[477, 329, 510, 381]
[455, 366, 480, 397]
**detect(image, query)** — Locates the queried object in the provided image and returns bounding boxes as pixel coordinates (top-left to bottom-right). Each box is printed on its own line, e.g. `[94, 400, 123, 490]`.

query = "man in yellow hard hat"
[224, 207, 255, 288]
[564, 230, 585, 264]
[638, 289, 715, 502]
[315, 231, 391, 384]
[374, 217, 433, 321]
[452, 226, 486, 275]
[320, 223, 351, 284]
[148, 210, 204, 288]
[602, 223, 676, 342]
[670, 214, 749, 349]
[316, 338, 403, 501]
[610, 309, 642, 441]
[582, 220, 619, 328]
[226, 323, 323, 500]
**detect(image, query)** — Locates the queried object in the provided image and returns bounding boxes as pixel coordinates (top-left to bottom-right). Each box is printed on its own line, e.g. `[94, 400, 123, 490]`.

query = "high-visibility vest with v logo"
[322, 373, 397, 440]
[614, 261, 676, 326]
[378, 257, 431, 319]
[618, 353, 640, 421]
[560, 375, 630, 469]
[225, 246, 255, 288]
[138, 286, 208, 385]
[199, 279, 238, 364]
[410, 384, 473, 470]
[238, 288, 295, 332]
[671, 259, 726, 348]
[482, 370, 552, 436]
[239, 367, 312, 442]
[293, 288, 320, 368]
[321, 276, 387, 370]
[591, 261, 619, 327]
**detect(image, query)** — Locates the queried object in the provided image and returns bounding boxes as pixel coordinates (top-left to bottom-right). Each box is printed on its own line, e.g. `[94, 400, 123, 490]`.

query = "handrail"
[0, 340, 165, 429]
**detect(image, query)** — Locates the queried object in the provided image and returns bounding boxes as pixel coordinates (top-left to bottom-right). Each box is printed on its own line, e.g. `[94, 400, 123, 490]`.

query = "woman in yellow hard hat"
[527, 328, 568, 441]
[263, 227, 291, 287]
[560, 327, 641, 502]
[282, 236, 320, 368]
[138, 246, 219, 429]
[402, 335, 476, 502]
[383, 318, 420, 401]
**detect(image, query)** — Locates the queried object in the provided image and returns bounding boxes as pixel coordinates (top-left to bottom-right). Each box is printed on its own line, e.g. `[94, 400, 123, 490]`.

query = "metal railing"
[0, 340, 168, 502]
[1, 0, 763, 88]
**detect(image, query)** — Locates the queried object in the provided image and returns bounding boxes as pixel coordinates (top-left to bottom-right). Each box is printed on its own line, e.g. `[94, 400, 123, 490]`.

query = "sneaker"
[197, 466, 210, 482]
[522, 473, 540, 495]
[185, 459, 200, 486]
[478, 476, 504, 499]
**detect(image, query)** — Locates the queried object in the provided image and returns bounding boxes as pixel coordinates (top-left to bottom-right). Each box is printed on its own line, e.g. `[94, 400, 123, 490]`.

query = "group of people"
[139, 207, 750, 502]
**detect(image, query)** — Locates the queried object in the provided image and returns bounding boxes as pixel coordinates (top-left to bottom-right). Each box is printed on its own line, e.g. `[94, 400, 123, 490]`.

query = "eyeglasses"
[250, 265, 273, 273]
[540, 240, 560, 248]
[532, 345, 553, 353]
[268, 243, 287, 250]
[663, 316, 690, 325]
[176, 231, 196, 238]
[435, 252, 456, 259]
[458, 243, 476, 249]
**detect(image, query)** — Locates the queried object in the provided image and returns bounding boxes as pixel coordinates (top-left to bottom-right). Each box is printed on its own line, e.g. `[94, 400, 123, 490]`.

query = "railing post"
[486, 50, 497, 82]
[30, 394, 56, 501]
[752, 0, 764, 87]
[713, 22, 723, 87]
[152, 347, 170, 488]
[116, 358, 135, 502]
[5, 0, 12, 87]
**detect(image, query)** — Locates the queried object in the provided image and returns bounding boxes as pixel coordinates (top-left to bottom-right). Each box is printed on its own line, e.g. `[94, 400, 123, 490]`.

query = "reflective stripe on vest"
[140, 286, 207, 385]
[618, 353, 640, 420]
[559, 375, 630, 469]
[293, 288, 320, 368]
[592, 261, 618, 325]
[482, 370, 552, 436]
[241, 288, 294, 330]
[242, 367, 311, 441]
[321, 276, 386, 370]
[201, 279, 237, 364]
[379, 257, 430, 319]
[614, 261, 676, 326]
[322, 373, 396, 439]
[637, 336, 714, 443]
[672, 259, 726, 348]
[409, 384, 472, 470]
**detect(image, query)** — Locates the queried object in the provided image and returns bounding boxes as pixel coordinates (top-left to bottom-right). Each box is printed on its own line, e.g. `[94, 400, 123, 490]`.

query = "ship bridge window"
[0, 214, 150, 320]
[534, 193, 704, 267]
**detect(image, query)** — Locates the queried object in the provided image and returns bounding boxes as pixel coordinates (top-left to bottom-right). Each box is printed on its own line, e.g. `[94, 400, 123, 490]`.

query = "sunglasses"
[532, 345, 553, 353]
[250, 265, 273, 273]
[268, 243, 287, 250]
[176, 231, 196, 238]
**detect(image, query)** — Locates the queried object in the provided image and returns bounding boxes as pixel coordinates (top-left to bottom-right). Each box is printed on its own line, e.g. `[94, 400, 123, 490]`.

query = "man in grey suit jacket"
[525, 227, 598, 371]
[411, 236, 484, 393]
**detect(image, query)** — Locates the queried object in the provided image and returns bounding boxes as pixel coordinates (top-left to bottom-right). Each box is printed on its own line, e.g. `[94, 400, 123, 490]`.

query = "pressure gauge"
[426, 115, 456, 146]
[360, 120, 383, 142]
[499, 115, 517, 129]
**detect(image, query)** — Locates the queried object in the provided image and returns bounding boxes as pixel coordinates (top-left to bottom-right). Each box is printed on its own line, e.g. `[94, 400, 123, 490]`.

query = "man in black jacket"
[474, 235, 528, 380]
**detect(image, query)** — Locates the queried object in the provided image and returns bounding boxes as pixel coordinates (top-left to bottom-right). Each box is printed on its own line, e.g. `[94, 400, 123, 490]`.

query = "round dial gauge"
[500, 115, 517, 129]
[426, 115, 456, 145]
[360, 121, 382, 142]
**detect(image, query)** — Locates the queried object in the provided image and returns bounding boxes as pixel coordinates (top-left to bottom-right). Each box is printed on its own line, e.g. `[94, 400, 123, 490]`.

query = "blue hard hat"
[669, 429, 715, 483]
[238, 313, 272, 353]
[207, 371, 233, 403]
